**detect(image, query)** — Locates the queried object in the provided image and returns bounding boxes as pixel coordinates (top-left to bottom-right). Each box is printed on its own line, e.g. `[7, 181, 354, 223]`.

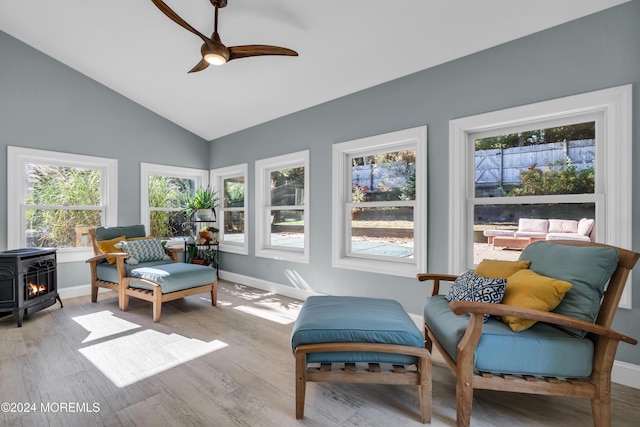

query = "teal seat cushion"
[424, 295, 593, 377]
[291, 296, 425, 365]
[96, 261, 216, 294]
[95, 224, 146, 241]
[520, 241, 618, 337]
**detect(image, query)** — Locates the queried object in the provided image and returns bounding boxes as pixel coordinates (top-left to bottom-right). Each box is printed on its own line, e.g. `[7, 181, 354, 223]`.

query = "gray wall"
[0, 31, 209, 287]
[210, 1, 640, 363]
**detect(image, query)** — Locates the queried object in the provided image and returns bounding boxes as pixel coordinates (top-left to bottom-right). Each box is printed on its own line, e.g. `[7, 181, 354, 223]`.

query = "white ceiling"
[0, 0, 628, 141]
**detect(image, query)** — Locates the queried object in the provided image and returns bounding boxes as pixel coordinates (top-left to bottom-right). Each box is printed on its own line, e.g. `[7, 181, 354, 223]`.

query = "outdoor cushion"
[424, 295, 593, 377]
[548, 219, 578, 233]
[545, 233, 591, 242]
[291, 296, 425, 364]
[518, 218, 549, 233]
[96, 261, 216, 294]
[519, 241, 618, 337]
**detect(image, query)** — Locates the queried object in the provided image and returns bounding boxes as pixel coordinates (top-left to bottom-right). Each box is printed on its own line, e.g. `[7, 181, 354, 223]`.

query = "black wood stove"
[0, 248, 63, 327]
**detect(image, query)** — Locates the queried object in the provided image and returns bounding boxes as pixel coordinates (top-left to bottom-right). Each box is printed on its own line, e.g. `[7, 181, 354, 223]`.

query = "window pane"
[26, 209, 102, 248]
[270, 167, 304, 206]
[25, 164, 101, 206]
[149, 175, 193, 208]
[223, 211, 245, 243]
[270, 209, 304, 248]
[474, 122, 595, 198]
[150, 210, 189, 238]
[474, 202, 596, 264]
[350, 206, 414, 259]
[351, 150, 416, 203]
[223, 176, 244, 208]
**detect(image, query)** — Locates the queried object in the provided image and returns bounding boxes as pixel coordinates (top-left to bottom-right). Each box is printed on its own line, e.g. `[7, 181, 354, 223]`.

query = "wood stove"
[0, 248, 63, 327]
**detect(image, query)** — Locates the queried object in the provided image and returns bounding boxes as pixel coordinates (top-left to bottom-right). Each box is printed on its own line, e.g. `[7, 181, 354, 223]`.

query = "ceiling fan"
[150, 0, 298, 73]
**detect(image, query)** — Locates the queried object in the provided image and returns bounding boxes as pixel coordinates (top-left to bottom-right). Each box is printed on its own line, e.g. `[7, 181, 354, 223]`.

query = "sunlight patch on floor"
[233, 300, 300, 325]
[72, 310, 140, 343]
[73, 311, 227, 387]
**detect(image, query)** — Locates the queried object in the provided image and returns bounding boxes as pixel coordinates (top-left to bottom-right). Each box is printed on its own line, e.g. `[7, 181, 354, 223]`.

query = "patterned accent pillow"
[446, 270, 507, 322]
[120, 238, 170, 264]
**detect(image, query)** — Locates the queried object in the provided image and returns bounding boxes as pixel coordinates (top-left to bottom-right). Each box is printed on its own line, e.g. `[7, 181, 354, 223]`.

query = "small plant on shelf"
[180, 185, 219, 221]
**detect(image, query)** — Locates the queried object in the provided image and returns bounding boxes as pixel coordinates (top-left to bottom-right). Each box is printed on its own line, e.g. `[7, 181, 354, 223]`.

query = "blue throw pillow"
[446, 270, 507, 322]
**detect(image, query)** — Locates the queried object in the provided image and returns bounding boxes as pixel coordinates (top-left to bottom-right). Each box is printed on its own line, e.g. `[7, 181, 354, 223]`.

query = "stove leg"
[13, 309, 24, 327]
[56, 295, 64, 308]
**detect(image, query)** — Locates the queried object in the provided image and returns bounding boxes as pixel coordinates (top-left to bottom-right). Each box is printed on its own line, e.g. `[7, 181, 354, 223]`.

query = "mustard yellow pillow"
[501, 269, 573, 332]
[475, 259, 531, 279]
[96, 235, 126, 264]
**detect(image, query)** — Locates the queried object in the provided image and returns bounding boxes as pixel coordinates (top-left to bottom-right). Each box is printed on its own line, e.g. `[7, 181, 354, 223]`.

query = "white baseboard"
[612, 360, 640, 389]
[219, 270, 323, 301]
[57, 274, 640, 390]
[57, 284, 112, 300]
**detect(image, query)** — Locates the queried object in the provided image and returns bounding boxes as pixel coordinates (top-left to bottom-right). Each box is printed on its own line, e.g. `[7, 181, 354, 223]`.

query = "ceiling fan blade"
[228, 45, 298, 61]
[188, 59, 210, 73]
[150, 0, 210, 43]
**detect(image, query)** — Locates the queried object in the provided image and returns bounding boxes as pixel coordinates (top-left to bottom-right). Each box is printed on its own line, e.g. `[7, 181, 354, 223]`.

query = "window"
[255, 151, 309, 263]
[7, 147, 117, 263]
[450, 85, 632, 307]
[140, 163, 208, 238]
[212, 164, 248, 255]
[332, 126, 427, 277]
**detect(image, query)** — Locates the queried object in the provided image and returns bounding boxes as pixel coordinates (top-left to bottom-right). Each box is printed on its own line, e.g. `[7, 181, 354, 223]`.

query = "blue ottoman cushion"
[291, 296, 425, 365]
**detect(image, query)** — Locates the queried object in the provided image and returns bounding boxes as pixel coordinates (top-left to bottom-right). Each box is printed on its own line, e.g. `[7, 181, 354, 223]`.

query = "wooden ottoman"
[291, 296, 431, 423]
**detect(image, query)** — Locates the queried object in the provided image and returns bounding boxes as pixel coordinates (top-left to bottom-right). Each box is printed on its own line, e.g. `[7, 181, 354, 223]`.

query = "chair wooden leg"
[295, 351, 307, 419]
[120, 287, 129, 311]
[418, 354, 432, 423]
[91, 282, 98, 303]
[152, 287, 162, 323]
[211, 282, 217, 306]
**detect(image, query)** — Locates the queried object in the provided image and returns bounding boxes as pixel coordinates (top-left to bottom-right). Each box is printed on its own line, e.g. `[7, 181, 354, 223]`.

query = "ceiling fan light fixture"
[204, 52, 227, 66]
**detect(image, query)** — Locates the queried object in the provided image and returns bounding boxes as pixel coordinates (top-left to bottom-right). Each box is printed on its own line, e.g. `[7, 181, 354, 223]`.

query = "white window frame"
[7, 146, 118, 263]
[332, 126, 427, 278]
[211, 163, 249, 255]
[449, 85, 632, 308]
[140, 163, 209, 236]
[255, 150, 309, 263]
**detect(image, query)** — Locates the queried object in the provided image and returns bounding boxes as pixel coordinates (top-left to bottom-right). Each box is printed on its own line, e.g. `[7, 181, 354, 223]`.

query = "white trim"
[211, 163, 249, 255]
[331, 126, 427, 278]
[7, 146, 117, 263]
[254, 150, 310, 263]
[612, 360, 640, 390]
[140, 162, 208, 235]
[449, 85, 632, 306]
[219, 270, 322, 301]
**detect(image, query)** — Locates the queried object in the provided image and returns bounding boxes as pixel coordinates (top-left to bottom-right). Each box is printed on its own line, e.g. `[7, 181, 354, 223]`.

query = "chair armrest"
[416, 273, 458, 297]
[165, 247, 183, 262]
[85, 252, 128, 264]
[449, 301, 638, 345]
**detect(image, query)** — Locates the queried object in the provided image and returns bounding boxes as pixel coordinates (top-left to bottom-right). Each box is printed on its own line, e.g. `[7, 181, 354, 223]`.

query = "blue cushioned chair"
[86, 225, 217, 322]
[418, 240, 639, 427]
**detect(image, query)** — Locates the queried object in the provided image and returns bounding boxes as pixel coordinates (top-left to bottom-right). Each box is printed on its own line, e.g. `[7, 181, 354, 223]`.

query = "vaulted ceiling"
[0, 0, 628, 140]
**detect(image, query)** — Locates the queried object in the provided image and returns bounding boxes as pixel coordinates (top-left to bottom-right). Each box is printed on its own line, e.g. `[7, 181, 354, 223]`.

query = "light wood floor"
[2, 280, 640, 426]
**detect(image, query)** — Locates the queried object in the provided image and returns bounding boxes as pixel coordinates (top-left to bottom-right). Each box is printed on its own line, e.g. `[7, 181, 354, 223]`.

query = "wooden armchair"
[418, 240, 639, 427]
[86, 225, 217, 322]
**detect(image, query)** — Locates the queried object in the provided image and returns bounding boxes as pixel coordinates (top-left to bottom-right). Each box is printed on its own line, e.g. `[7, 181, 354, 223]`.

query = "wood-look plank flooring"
[2, 280, 640, 426]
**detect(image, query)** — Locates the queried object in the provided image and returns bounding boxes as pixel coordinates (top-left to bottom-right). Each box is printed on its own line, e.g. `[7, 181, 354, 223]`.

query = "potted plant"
[180, 185, 219, 221]
[198, 226, 219, 242]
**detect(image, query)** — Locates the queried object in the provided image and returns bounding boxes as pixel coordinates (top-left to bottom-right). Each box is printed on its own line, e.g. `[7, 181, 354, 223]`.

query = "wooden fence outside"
[475, 139, 595, 195]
